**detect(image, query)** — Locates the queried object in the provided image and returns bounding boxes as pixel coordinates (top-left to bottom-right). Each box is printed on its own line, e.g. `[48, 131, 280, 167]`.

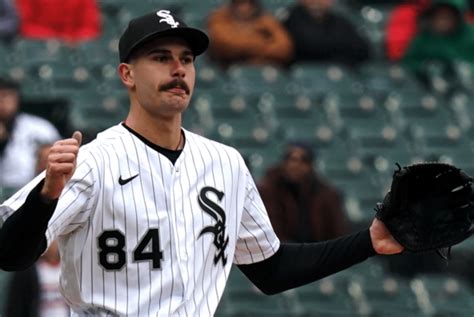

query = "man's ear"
[118, 63, 135, 89]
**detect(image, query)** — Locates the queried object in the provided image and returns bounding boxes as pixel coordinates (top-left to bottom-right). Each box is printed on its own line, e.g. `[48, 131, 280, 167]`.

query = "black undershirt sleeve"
[0, 180, 58, 271]
[237, 229, 376, 295]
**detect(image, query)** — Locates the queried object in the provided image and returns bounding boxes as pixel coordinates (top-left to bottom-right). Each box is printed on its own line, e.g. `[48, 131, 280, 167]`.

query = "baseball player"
[0, 10, 403, 316]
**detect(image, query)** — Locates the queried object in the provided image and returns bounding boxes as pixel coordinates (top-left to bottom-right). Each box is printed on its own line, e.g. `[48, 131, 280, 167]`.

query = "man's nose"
[171, 59, 186, 78]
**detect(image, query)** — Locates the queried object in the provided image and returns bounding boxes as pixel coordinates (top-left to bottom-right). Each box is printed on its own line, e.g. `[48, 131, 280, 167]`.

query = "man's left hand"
[370, 218, 404, 255]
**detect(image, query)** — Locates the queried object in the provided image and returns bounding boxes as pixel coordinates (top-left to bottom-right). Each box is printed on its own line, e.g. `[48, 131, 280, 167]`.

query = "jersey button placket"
[170, 160, 189, 296]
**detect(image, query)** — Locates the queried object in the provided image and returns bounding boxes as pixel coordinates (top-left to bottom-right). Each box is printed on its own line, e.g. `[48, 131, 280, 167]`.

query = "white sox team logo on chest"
[198, 186, 229, 267]
[156, 10, 179, 28]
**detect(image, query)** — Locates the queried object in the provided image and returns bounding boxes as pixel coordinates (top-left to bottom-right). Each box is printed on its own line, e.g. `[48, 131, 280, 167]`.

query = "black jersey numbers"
[98, 229, 163, 270]
[98, 230, 126, 270]
[133, 229, 164, 269]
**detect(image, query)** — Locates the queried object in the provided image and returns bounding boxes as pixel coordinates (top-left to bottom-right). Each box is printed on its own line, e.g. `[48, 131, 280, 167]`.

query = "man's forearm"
[238, 229, 376, 295]
[0, 180, 57, 271]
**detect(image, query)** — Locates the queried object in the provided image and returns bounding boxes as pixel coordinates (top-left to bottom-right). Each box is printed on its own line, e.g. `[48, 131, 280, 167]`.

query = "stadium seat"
[346, 121, 404, 153]
[277, 116, 335, 148]
[227, 65, 290, 95]
[69, 91, 128, 140]
[195, 60, 227, 91]
[27, 60, 95, 98]
[258, 91, 319, 119]
[411, 275, 474, 316]
[239, 142, 283, 180]
[219, 268, 294, 316]
[357, 62, 422, 96]
[294, 276, 355, 315]
[11, 39, 66, 65]
[361, 275, 419, 315]
[214, 117, 274, 149]
[408, 120, 468, 157]
[329, 91, 386, 119]
[290, 63, 359, 96]
[0, 270, 11, 313]
[436, 145, 474, 177]
[74, 40, 117, 66]
[384, 91, 449, 124]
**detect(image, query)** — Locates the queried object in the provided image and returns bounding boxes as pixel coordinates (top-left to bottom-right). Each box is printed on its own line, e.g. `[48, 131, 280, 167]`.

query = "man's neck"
[125, 112, 183, 150]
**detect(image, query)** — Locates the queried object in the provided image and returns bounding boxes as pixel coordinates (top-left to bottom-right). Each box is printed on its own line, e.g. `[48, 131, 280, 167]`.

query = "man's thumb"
[72, 131, 82, 147]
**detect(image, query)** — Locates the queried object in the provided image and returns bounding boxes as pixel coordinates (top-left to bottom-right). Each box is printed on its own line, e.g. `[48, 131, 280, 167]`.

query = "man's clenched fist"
[40, 131, 82, 200]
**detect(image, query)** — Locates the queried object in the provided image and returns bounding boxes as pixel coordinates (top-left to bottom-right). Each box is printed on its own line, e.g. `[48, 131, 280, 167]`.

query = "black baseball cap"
[119, 10, 209, 63]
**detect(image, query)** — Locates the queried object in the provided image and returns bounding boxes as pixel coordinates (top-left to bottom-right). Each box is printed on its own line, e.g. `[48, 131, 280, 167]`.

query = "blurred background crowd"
[1, 0, 474, 316]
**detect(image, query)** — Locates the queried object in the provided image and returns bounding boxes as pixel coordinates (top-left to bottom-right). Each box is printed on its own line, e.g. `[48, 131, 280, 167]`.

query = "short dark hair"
[230, 0, 263, 16]
[283, 141, 315, 163]
[0, 78, 19, 91]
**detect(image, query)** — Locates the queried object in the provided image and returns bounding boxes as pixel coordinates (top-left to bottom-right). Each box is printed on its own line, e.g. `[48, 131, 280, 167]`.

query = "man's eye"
[182, 57, 194, 64]
[154, 55, 169, 62]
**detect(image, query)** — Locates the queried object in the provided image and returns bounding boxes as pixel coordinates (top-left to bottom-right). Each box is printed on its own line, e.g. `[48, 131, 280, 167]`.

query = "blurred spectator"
[207, 0, 293, 68]
[35, 143, 52, 175]
[0, 0, 18, 42]
[16, 0, 100, 43]
[258, 142, 348, 242]
[4, 240, 69, 317]
[385, 0, 431, 61]
[282, 0, 370, 66]
[403, 0, 474, 80]
[0, 78, 60, 189]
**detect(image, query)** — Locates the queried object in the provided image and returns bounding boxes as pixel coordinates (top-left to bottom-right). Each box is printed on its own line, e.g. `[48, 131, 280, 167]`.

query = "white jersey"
[0, 124, 280, 316]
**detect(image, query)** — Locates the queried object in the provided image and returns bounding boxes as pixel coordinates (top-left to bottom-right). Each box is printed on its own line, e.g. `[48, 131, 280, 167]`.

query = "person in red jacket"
[16, 0, 100, 43]
[385, 0, 431, 61]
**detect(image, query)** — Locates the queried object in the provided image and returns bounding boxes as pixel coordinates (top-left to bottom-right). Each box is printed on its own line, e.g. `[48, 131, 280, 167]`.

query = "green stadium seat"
[214, 117, 274, 149]
[361, 276, 419, 315]
[215, 93, 260, 120]
[317, 145, 362, 178]
[239, 142, 283, 180]
[75, 40, 118, 66]
[347, 121, 404, 152]
[277, 116, 335, 148]
[290, 63, 359, 96]
[0, 270, 12, 313]
[219, 268, 294, 316]
[329, 91, 386, 119]
[411, 275, 474, 316]
[339, 177, 385, 225]
[69, 92, 128, 139]
[195, 61, 227, 91]
[295, 276, 355, 316]
[436, 146, 474, 177]
[409, 120, 468, 157]
[28, 61, 95, 97]
[11, 39, 66, 65]
[227, 65, 290, 95]
[259, 91, 320, 119]
[20, 78, 56, 99]
[357, 63, 422, 96]
[384, 91, 448, 122]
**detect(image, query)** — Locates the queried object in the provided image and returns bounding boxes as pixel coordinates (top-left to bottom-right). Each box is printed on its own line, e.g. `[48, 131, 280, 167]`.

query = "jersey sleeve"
[234, 169, 280, 265]
[0, 147, 99, 248]
[45, 150, 99, 246]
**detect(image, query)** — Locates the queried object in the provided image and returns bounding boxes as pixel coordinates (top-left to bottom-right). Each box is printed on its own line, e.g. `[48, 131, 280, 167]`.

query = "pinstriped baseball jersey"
[0, 123, 280, 316]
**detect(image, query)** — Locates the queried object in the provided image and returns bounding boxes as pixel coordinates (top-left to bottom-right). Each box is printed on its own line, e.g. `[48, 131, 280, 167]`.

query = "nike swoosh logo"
[118, 174, 139, 186]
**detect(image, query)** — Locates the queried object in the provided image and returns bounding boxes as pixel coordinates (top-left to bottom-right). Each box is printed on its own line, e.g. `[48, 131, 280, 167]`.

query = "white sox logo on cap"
[156, 10, 179, 28]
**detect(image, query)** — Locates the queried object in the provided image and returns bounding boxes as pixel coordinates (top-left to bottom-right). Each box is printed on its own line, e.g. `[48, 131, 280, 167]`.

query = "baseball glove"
[375, 162, 474, 259]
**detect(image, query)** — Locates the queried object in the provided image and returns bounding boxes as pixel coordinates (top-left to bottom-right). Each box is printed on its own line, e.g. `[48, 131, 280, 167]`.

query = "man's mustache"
[160, 79, 190, 94]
